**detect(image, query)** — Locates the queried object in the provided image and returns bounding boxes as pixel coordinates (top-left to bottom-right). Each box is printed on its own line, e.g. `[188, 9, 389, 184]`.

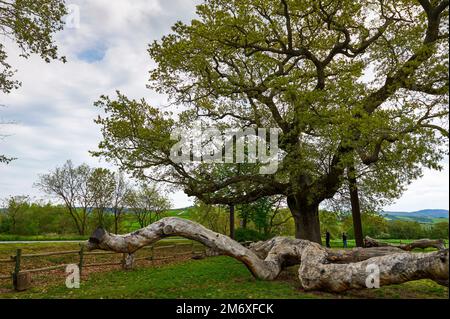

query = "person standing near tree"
[325, 230, 331, 248]
[343, 232, 348, 248]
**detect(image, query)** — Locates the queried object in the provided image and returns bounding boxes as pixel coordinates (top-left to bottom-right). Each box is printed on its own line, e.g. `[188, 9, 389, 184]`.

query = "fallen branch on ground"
[364, 236, 446, 251]
[86, 217, 449, 293]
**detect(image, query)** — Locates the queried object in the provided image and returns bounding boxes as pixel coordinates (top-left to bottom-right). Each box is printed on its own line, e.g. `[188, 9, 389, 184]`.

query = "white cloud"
[385, 162, 449, 211]
[0, 0, 199, 208]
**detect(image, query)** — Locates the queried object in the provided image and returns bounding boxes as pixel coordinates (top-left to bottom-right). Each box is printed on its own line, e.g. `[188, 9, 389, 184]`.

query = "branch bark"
[87, 218, 449, 293]
[364, 236, 447, 251]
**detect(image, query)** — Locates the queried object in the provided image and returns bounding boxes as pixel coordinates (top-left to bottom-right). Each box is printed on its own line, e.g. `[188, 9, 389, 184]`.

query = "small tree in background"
[3, 196, 30, 234]
[190, 201, 233, 235]
[126, 183, 171, 228]
[111, 171, 130, 234]
[88, 168, 115, 228]
[36, 160, 94, 235]
[237, 196, 291, 239]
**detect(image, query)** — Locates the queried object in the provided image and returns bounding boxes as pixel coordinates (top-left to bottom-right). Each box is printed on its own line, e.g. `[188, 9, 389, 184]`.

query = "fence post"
[12, 248, 21, 289]
[12, 248, 30, 291]
[78, 244, 85, 277]
[150, 246, 154, 265]
[121, 253, 126, 268]
[122, 253, 135, 270]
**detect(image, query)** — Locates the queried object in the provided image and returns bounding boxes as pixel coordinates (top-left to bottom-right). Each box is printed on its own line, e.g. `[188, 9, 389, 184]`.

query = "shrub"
[235, 228, 270, 242]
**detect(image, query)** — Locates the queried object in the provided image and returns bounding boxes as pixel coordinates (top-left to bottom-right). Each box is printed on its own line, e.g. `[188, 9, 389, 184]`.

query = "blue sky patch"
[77, 47, 106, 63]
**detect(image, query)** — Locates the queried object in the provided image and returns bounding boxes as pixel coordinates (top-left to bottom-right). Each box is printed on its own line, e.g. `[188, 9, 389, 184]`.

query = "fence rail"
[21, 250, 80, 258]
[0, 241, 207, 291]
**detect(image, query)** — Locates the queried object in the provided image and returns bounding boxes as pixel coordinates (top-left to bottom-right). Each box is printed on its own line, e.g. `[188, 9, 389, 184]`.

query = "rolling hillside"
[382, 209, 449, 224]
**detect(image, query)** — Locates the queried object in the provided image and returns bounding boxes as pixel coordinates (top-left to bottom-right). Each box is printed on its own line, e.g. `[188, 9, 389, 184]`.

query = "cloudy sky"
[0, 0, 448, 211]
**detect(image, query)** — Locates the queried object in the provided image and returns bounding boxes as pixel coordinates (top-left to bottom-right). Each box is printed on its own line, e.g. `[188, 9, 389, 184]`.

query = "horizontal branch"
[364, 236, 447, 251]
[87, 218, 449, 293]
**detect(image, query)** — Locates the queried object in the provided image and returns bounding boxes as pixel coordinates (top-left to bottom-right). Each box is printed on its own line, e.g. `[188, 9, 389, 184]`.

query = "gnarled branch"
[364, 236, 447, 251]
[87, 217, 449, 293]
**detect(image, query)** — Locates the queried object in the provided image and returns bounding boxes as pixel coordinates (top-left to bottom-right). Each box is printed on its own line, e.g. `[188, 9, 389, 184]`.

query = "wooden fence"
[0, 241, 207, 291]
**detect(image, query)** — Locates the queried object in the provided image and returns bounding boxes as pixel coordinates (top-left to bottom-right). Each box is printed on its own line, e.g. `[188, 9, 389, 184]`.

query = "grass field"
[0, 238, 448, 299]
[0, 238, 199, 294]
[0, 256, 447, 299]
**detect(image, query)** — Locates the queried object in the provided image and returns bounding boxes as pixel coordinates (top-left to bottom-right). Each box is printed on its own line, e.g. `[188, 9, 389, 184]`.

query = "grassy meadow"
[1, 256, 447, 299]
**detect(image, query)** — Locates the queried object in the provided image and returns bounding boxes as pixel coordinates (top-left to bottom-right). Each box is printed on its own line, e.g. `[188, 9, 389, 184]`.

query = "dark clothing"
[342, 233, 348, 248]
[325, 232, 331, 248]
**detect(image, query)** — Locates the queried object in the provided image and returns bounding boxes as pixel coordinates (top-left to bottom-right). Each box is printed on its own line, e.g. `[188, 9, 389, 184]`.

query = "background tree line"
[187, 200, 448, 242]
[0, 191, 447, 241]
[0, 160, 171, 236]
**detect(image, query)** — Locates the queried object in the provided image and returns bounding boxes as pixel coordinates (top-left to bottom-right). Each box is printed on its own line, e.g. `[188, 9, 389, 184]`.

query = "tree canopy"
[94, 0, 449, 243]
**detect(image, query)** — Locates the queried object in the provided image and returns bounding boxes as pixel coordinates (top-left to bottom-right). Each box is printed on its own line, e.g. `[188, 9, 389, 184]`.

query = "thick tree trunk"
[229, 204, 235, 239]
[294, 209, 322, 244]
[87, 217, 448, 293]
[288, 198, 322, 244]
[347, 164, 364, 247]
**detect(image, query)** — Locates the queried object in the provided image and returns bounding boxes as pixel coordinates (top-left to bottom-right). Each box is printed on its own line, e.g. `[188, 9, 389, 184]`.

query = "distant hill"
[382, 209, 449, 224]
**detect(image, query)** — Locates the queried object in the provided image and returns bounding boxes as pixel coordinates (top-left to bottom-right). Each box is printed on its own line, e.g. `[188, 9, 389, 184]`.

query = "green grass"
[1, 256, 447, 299]
[432, 218, 449, 224]
[118, 210, 193, 233]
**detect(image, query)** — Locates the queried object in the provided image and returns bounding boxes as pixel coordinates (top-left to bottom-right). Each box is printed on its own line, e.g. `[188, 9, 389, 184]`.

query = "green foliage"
[0, 199, 79, 236]
[238, 197, 283, 235]
[190, 202, 232, 235]
[428, 222, 450, 239]
[387, 220, 424, 239]
[0, 0, 67, 93]
[189, 197, 293, 239]
[234, 228, 269, 242]
[319, 211, 342, 239]
[93, 0, 449, 242]
[2, 256, 447, 299]
[0, 200, 170, 237]
[342, 211, 389, 239]
[337, 210, 449, 240]
[125, 183, 172, 228]
[387, 220, 449, 240]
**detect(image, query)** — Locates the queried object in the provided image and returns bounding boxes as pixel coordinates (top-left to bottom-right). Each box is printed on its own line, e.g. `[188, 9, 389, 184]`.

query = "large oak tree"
[94, 0, 449, 243]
